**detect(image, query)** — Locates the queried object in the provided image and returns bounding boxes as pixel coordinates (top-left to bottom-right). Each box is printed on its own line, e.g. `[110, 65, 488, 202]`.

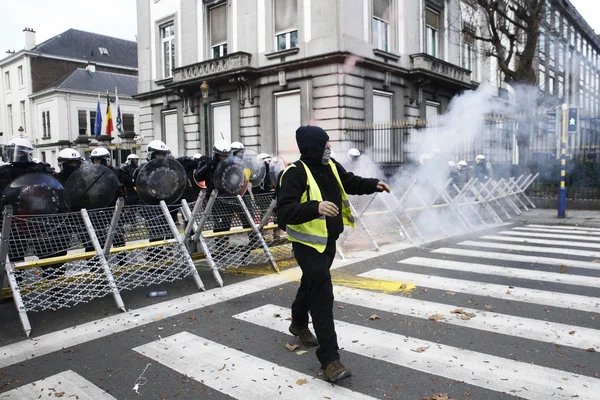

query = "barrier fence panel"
[90, 200, 205, 293]
[0, 205, 126, 337]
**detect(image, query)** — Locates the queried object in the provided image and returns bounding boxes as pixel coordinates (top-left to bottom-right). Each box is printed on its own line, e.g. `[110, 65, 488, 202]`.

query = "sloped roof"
[33, 28, 137, 69]
[52, 68, 138, 96]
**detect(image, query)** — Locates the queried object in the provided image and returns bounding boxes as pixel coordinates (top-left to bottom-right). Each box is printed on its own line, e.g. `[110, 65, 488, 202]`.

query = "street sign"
[567, 107, 578, 133]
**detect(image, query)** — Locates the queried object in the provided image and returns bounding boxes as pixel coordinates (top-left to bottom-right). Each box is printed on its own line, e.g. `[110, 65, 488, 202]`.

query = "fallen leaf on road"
[296, 379, 307, 386]
[285, 317, 293, 321]
[421, 393, 455, 400]
[284, 343, 300, 352]
[450, 309, 464, 314]
[54, 393, 65, 398]
[560, 265, 567, 273]
[218, 364, 226, 371]
[336, 305, 344, 309]
[369, 314, 381, 320]
[352, 340, 359, 343]
[569, 331, 575, 335]
[587, 348, 596, 353]
[296, 350, 308, 356]
[506, 290, 512, 294]
[411, 346, 429, 353]
[484, 305, 494, 311]
[400, 284, 408, 289]
[445, 291, 456, 296]
[316, 370, 324, 377]
[450, 309, 476, 319]
[428, 313, 446, 321]
[460, 315, 472, 320]
[273, 313, 281, 318]
[593, 260, 600, 263]
[508, 286, 514, 289]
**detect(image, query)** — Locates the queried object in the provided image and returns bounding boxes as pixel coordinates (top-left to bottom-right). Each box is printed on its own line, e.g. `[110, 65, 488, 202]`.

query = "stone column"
[96, 134, 114, 148]
[118, 131, 136, 151]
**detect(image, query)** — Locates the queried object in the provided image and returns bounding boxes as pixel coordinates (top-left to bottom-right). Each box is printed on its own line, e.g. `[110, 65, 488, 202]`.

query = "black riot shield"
[214, 156, 246, 195]
[64, 164, 119, 211]
[2, 173, 65, 215]
[135, 157, 187, 205]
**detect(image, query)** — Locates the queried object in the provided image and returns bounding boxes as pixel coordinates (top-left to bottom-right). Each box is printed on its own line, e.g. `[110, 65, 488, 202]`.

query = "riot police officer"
[0, 137, 59, 262]
[120, 154, 140, 205]
[176, 153, 206, 203]
[231, 141, 245, 159]
[87, 147, 126, 250]
[54, 148, 83, 185]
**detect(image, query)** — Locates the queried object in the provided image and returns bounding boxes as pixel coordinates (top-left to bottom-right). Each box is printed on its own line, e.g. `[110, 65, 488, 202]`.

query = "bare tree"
[462, 0, 547, 85]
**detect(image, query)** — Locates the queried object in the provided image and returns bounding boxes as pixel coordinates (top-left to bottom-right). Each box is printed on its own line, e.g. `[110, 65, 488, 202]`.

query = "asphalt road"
[0, 222, 599, 400]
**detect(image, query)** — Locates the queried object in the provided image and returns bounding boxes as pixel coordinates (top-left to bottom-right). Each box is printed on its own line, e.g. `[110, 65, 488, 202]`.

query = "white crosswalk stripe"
[332, 286, 599, 351]
[0, 370, 116, 400]
[514, 226, 600, 236]
[133, 332, 376, 400]
[397, 256, 600, 288]
[458, 239, 600, 258]
[527, 224, 600, 232]
[432, 247, 600, 270]
[234, 304, 600, 400]
[360, 269, 600, 313]
[498, 230, 600, 242]
[482, 234, 600, 249]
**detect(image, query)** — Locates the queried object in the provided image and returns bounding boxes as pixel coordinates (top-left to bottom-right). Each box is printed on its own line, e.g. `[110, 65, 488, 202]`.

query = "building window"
[426, 8, 439, 58]
[462, 29, 475, 71]
[4, 71, 10, 91]
[558, 43, 564, 72]
[549, 73, 555, 96]
[569, 26, 575, 47]
[89, 111, 97, 134]
[538, 27, 545, 57]
[372, 0, 390, 52]
[7, 105, 13, 135]
[558, 75, 564, 99]
[160, 23, 175, 78]
[554, 11, 560, 31]
[373, 91, 393, 162]
[275, 91, 301, 162]
[539, 64, 545, 91]
[78, 110, 88, 135]
[426, 101, 441, 125]
[548, 40, 555, 66]
[17, 66, 23, 87]
[123, 113, 135, 132]
[545, 2, 551, 25]
[210, 4, 227, 58]
[42, 110, 51, 138]
[41, 151, 46, 163]
[274, 0, 298, 51]
[19, 101, 26, 131]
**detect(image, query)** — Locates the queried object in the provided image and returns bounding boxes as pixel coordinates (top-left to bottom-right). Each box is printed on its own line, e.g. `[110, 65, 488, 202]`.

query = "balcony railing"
[409, 53, 472, 85]
[172, 52, 253, 84]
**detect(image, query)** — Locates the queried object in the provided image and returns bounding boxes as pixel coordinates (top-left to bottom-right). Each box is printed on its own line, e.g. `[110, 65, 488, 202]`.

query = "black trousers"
[291, 239, 339, 368]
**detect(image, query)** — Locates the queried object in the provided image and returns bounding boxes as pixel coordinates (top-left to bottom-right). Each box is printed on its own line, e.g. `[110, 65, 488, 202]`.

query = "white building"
[0, 28, 140, 168]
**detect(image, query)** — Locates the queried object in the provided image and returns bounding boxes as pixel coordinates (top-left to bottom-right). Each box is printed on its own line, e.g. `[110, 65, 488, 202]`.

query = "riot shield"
[269, 156, 287, 187]
[64, 164, 119, 210]
[239, 150, 266, 187]
[2, 173, 65, 215]
[135, 157, 187, 205]
[213, 156, 245, 195]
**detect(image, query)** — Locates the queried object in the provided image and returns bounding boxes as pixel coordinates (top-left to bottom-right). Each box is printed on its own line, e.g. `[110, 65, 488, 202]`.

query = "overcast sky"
[0, 0, 599, 57]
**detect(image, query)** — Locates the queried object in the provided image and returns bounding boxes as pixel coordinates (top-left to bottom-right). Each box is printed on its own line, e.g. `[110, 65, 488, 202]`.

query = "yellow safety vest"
[279, 160, 355, 253]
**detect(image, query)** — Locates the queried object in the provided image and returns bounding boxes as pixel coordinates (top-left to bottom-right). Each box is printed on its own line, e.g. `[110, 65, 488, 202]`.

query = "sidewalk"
[511, 208, 600, 227]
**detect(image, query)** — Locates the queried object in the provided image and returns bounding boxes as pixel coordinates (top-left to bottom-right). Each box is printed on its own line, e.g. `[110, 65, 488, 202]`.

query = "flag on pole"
[115, 86, 124, 135]
[94, 94, 103, 137]
[105, 91, 114, 137]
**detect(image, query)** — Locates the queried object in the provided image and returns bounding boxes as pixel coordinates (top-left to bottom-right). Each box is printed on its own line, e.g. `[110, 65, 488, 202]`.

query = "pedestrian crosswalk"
[2, 223, 600, 399]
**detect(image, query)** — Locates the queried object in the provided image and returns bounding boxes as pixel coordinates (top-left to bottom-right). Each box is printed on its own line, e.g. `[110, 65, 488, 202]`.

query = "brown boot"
[323, 360, 352, 382]
[289, 322, 318, 347]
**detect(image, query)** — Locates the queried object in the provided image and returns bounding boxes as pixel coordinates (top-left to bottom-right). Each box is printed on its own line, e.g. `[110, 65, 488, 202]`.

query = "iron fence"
[344, 116, 600, 201]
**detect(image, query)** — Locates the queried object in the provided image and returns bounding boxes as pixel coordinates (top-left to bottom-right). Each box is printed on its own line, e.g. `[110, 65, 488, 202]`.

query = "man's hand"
[377, 181, 391, 193]
[318, 201, 339, 217]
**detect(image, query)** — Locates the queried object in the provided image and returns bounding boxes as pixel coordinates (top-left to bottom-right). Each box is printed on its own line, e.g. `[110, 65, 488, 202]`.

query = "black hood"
[296, 125, 329, 165]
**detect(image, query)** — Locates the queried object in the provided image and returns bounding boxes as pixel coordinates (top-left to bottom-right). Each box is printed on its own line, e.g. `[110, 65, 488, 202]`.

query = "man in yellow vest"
[277, 125, 390, 382]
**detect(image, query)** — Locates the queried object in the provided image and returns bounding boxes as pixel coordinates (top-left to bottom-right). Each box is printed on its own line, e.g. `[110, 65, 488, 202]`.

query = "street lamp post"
[200, 81, 209, 154]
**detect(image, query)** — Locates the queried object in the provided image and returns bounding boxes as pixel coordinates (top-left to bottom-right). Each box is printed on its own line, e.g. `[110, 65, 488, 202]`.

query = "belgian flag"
[105, 92, 114, 137]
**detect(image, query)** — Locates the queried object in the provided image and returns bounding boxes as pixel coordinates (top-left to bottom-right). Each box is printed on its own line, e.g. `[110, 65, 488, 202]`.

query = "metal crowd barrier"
[0, 174, 538, 336]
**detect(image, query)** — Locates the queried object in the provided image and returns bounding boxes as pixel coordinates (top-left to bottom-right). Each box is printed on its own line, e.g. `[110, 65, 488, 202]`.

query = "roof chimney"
[86, 62, 96, 74]
[23, 28, 36, 51]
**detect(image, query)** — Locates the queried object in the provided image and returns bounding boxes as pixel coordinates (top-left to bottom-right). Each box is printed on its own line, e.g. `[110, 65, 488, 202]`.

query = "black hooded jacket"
[277, 126, 381, 239]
